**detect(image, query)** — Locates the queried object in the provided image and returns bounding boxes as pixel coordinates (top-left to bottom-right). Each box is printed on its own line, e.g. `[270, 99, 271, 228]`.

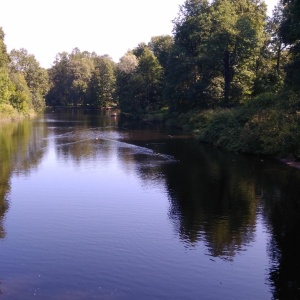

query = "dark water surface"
[1, 109, 300, 299]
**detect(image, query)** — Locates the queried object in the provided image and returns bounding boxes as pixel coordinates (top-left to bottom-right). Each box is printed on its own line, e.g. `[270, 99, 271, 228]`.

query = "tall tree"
[0, 28, 13, 106]
[0, 28, 31, 113]
[88, 56, 116, 108]
[167, 0, 212, 111]
[134, 47, 164, 111]
[47, 49, 94, 107]
[116, 52, 138, 112]
[148, 35, 174, 71]
[10, 48, 49, 111]
[253, 2, 287, 94]
[0, 28, 9, 69]
[280, 0, 300, 90]
[210, 0, 267, 106]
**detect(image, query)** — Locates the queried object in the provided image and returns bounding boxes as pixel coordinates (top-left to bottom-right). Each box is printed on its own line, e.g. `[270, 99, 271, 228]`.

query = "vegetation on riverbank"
[166, 92, 300, 158]
[116, 0, 300, 159]
[0, 28, 49, 123]
[1, 0, 300, 158]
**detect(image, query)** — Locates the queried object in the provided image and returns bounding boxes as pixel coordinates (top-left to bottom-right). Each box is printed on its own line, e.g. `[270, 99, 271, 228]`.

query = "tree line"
[0, 29, 49, 118]
[1, 0, 300, 156]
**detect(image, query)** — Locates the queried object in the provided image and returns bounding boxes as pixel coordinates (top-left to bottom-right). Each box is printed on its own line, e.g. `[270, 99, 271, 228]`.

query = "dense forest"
[1, 0, 300, 157]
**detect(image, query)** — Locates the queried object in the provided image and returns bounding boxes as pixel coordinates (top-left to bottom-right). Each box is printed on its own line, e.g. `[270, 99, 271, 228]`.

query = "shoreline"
[0, 111, 36, 125]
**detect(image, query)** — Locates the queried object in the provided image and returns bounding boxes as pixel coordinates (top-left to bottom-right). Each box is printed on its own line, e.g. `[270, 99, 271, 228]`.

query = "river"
[0, 109, 300, 299]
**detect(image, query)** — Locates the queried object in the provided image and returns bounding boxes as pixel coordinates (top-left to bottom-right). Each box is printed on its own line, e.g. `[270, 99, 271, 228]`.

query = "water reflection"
[124, 139, 259, 258]
[111, 125, 300, 297]
[153, 139, 300, 297]
[259, 166, 300, 299]
[1, 110, 300, 299]
[0, 119, 48, 237]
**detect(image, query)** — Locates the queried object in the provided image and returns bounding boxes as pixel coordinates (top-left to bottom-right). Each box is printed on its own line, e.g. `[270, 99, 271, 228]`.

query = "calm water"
[1, 109, 300, 299]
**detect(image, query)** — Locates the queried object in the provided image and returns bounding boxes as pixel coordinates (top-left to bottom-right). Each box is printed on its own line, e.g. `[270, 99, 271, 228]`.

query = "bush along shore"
[0, 104, 37, 124]
[162, 93, 300, 165]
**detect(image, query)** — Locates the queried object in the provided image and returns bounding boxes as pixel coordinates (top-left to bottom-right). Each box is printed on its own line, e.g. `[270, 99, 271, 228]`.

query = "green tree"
[0, 28, 9, 69]
[47, 49, 94, 107]
[0, 28, 13, 106]
[167, 0, 213, 111]
[46, 52, 70, 106]
[88, 56, 116, 108]
[0, 28, 29, 115]
[116, 47, 164, 113]
[280, 0, 300, 91]
[68, 57, 94, 106]
[253, 2, 288, 94]
[209, 0, 267, 106]
[116, 52, 138, 112]
[148, 35, 174, 71]
[135, 47, 164, 111]
[9, 48, 49, 111]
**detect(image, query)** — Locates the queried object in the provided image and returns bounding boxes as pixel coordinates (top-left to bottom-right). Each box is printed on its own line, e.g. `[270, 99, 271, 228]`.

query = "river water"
[0, 109, 300, 299]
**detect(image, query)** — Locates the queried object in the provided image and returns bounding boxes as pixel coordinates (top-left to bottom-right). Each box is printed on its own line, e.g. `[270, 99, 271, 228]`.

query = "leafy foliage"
[47, 49, 117, 108]
[116, 48, 164, 113]
[1, 27, 49, 118]
[88, 56, 116, 108]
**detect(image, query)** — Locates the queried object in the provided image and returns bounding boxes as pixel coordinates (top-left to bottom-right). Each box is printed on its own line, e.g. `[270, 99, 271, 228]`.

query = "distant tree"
[116, 48, 164, 113]
[148, 35, 174, 70]
[134, 47, 164, 111]
[67, 57, 94, 106]
[118, 52, 138, 74]
[116, 52, 138, 112]
[88, 56, 116, 108]
[46, 52, 70, 106]
[47, 49, 94, 107]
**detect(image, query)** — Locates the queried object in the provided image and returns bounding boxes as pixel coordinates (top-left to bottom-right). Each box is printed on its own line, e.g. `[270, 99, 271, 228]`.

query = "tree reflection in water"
[0, 119, 48, 238]
[149, 138, 300, 298]
[123, 134, 300, 298]
[1, 110, 300, 299]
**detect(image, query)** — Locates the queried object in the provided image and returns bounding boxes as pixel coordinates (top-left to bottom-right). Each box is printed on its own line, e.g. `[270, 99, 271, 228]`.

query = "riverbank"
[126, 96, 300, 168]
[0, 104, 36, 125]
[171, 95, 299, 159]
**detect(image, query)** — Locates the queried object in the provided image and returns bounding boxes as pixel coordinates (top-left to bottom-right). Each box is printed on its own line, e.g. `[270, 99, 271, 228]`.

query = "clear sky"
[1, 0, 278, 69]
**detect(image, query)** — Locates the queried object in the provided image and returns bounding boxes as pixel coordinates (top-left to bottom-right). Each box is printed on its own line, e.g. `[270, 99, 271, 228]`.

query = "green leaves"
[9, 48, 49, 112]
[89, 56, 116, 108]
[47, 50, 118, 108]
[168, 0, 267, 110]
[280, 0, 300, 91]
[116, 47, 164, 113]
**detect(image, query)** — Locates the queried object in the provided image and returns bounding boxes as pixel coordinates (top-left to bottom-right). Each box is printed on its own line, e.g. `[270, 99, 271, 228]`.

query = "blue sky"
[1, 0, 278, 68]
